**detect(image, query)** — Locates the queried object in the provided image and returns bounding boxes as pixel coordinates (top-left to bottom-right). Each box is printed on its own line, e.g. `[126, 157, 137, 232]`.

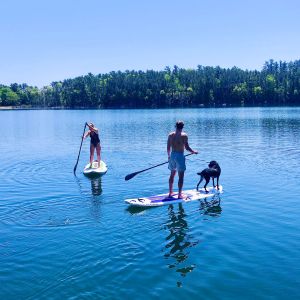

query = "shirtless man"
[167, 121, 198, 198]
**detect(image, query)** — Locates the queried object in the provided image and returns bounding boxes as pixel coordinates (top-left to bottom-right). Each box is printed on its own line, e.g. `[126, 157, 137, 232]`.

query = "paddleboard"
[125, 185, 223, 207]
[83, 160, 107, 177]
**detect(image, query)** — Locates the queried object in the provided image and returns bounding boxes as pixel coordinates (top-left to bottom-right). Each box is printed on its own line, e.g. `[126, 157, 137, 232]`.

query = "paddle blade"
[125, 172, 138, 181]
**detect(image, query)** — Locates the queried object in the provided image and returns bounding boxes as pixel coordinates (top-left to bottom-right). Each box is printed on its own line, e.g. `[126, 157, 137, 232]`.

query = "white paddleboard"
[83, 160, 107, 177]
[125, 185, 223, 207]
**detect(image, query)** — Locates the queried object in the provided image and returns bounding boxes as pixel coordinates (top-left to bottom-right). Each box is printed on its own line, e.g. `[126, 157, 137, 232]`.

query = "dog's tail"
[196, 172, 204, 191]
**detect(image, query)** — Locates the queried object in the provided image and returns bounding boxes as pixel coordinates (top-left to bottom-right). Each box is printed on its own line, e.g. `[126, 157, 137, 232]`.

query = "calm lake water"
[1, 107, 300, 299]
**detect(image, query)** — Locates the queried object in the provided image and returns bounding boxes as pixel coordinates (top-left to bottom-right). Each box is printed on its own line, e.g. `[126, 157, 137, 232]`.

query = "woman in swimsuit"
[84, 122, 101, 168]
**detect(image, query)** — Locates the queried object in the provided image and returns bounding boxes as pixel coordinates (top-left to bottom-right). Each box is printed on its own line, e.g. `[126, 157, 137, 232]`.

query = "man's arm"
[167, 134, 172, 159]
[185, 136, 198, 154]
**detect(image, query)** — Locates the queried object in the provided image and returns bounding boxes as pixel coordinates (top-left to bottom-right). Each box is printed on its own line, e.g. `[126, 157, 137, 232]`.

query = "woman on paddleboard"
[84, 123, 101, 168]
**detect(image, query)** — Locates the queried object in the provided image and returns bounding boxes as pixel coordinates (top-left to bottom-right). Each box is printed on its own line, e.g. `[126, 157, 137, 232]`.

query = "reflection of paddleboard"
[125, 186, 223, 207]
[83, 160, 107, 177]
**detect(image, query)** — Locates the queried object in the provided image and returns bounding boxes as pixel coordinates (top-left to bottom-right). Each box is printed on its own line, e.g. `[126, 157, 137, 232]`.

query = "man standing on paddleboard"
[167, 120, 198, 199]
[84, 123, 101, 168]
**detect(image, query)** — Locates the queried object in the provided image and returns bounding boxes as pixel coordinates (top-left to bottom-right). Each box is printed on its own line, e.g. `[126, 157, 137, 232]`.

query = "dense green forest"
[1, 59, 299, 108]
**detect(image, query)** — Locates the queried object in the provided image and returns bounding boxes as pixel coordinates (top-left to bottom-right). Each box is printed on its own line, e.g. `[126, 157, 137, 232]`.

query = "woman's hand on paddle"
[83, 131, 90, 139]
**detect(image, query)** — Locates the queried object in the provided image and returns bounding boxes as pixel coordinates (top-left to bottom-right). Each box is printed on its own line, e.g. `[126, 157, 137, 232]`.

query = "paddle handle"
[73, 122, 87, 174]
[140, 152, 194, 173]
[125, 152, 195, 181]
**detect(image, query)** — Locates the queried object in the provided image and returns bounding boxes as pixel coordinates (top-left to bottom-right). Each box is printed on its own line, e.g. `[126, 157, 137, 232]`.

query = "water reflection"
[163, 203, 198, 286]
[126, 205, 152, 215]
[162, 197, 222, 287]
[90, 177, 102, 196]
[74, 176, 103, 197]
[200, 195, 222, 217]
[74, 176, 103, 221]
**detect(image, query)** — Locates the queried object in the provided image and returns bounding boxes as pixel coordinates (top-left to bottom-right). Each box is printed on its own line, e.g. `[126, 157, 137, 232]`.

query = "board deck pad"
[125, 185, 223, 207]
[83, 160, 107, 177]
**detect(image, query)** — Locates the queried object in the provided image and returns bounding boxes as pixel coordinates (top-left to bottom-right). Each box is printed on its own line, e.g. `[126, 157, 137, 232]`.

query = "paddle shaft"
[125, 153, 194, 181]
[73, 122, 87, 174]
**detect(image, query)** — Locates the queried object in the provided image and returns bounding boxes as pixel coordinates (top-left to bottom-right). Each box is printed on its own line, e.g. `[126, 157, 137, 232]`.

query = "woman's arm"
[87, 124, 99, 134]
[83, 131, 90, 139]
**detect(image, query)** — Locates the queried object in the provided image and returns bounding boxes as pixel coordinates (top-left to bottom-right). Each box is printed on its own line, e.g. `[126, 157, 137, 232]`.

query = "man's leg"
[169, 170, 176, 196]
[178, 171, 185, 198]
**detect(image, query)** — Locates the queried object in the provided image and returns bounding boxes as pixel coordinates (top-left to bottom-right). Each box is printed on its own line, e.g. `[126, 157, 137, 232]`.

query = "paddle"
[125, 153, 195, 181]
[73, 122, 88, 174]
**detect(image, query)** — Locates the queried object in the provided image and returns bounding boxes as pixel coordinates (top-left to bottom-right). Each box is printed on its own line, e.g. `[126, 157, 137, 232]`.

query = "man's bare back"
[167, 131, 188, 153]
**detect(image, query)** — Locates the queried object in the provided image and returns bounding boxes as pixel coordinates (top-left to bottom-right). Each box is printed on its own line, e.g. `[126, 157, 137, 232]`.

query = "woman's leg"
[96, 144, 101, 167]
[90, 144, 95, 167]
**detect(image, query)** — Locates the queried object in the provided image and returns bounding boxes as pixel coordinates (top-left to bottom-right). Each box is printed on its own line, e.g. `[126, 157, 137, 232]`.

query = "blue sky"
[1, 0, 299, 87]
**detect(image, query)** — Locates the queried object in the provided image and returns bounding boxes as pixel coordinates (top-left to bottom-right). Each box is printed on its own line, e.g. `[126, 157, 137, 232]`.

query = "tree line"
[1, 59, 299, 108]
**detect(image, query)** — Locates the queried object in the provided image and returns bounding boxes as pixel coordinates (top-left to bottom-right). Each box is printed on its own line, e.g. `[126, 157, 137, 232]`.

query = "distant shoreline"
[0, 105, 46, 110]
[0, 105, 70, 110]
[1, 60, 299, 109]
[0, 105, 31, 110]
[1, 105, 299, 111]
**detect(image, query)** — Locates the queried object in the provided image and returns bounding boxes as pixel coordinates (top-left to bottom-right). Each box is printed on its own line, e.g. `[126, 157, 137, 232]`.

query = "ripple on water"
[1, 108, 300, 299]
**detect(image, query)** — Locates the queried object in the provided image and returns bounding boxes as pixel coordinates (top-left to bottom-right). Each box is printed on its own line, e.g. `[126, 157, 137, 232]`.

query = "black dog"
[196, 161, 221, 192]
